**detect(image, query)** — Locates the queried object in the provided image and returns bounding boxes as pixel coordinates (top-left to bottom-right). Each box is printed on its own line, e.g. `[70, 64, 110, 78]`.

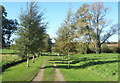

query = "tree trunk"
[39, 52, 41, 57]
[96, 28, 101, 54]
[37, 53, 39, 59]
[36, 53, 38, 60]
[40, 52, 42, 56]
[36, 53, 39, 60]
[96, 42, 101, 54]
[32, 55, 35, 63]
[68, 53, 70, 68]
[57, 53, 60, 59]
[27, 57, 29, 67]
[38, 53, 39, 57]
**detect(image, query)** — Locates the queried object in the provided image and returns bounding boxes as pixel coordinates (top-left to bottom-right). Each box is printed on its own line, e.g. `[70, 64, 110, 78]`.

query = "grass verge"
[2, 56, 45, 81]
[42, 56, 55, 82]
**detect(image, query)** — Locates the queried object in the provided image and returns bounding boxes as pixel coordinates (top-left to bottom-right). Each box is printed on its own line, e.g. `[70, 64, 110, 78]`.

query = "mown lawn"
[2, 56, 46, 81]
[0, 49, 17, 54]
[1, 53, 119, 81]
[53, 53, 119, 81]
[2, 54, 56, 82]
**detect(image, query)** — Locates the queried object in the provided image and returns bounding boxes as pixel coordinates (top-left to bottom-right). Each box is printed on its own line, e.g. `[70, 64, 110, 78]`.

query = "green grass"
[0, 74, 2, 83]
[0, 49, 17, 53]
[43, 56, 55, 81]
[2, 56, 46, 81]
[1, 54, 21, 66]
[53, 53, 119, 81]
[1, 53, 119, 81]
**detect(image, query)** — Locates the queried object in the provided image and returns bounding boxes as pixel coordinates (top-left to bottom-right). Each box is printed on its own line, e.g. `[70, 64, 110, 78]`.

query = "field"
[1, 54, 21, 66]
[2, 56, 46, 81]
[1, 54, 55, 81]
[1, 2, 119, 83]
[0, 49, 17, 54]
[1, 52, 119, 82]
[53, 53, 119, 81]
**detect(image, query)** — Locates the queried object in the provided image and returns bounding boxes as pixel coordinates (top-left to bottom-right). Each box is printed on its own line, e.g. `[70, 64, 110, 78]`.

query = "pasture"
[2, 56, 46, 81]
[0, 49, 17, 54]
[1, 54, 21, 66]
[1, 52, 119, 82]
[53, 53, 119, 81]
[1, 2, 119, 83]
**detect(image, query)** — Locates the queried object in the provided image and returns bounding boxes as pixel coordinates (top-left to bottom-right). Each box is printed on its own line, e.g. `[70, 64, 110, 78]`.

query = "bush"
[88, 43, 96, 53]
[101, 44, 120, 53]
[77, 42, 88, 54]
[109, 46, 120, 53]
[101, 44, 112, 53]
[116, 47, 120, 53]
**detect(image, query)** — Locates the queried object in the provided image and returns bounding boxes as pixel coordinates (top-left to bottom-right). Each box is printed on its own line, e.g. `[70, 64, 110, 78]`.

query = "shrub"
[101, 44, 112, 53]
[101, 43, 120, 53]
[109, 46, 120, 53]
[77, 42, 88, 54]
[116, 47, 120, 53]
[88, 43, 96, 53]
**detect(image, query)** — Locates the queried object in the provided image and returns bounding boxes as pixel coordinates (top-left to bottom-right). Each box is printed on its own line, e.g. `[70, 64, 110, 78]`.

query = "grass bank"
[2, 56, 46, 81]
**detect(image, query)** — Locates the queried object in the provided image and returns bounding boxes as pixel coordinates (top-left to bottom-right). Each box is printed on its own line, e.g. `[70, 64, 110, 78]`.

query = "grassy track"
[53, 53, 119, 81]
[42, 56, 55, 81]
[1, 53, 119, 81]
[2, 56, 46, 81]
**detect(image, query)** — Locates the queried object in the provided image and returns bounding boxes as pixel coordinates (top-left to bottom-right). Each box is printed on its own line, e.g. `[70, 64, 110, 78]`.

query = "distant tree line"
[101, 44, 120, 53]
[52, 2, 119, 54]
[104, 41, 118, 44]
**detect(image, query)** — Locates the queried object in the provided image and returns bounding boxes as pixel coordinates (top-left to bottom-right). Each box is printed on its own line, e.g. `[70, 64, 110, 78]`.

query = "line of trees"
[1, 2, 119, 67]
[1, 2, 52, 67]
[52, 2, 119, 55]
[15, 2, 52, 67]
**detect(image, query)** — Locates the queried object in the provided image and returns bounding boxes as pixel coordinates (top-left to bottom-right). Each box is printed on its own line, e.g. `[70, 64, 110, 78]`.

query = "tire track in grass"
[52, 58, 66, 83]
[42, 56, 55, 81]
[32, 58, 46, 82]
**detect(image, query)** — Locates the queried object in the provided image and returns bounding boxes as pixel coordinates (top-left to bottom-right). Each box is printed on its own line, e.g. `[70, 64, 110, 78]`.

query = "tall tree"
[74, 4, 94, 53]
[0, 5, 18, 48]
[16, 2, 47, 67]
[75, 3, 119, 54]
[55, 9, 78, 68]
[55, 9, 75, 54]
[43, 34, 53, 52]
[0, 5, 2, 49]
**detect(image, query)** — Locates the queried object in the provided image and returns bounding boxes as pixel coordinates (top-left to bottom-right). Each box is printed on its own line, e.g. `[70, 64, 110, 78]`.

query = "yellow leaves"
[90, 2, 103, 11]
[99, 21, 106, 25]
[77, 21, 88, 28]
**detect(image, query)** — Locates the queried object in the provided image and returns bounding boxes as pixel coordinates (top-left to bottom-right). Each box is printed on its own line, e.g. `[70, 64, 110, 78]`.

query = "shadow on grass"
[41, 54, 58, 56]
[50, 57, 99, 64]
[76, 60, 120, 69]
[70, 58, 99, 64]
[43, 60, 120, 69]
